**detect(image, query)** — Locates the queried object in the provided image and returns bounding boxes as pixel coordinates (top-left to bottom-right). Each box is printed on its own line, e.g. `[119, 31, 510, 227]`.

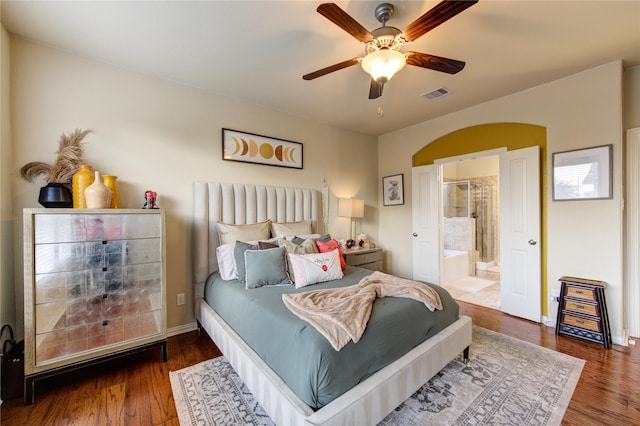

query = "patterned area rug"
[170, 327, 584, 426]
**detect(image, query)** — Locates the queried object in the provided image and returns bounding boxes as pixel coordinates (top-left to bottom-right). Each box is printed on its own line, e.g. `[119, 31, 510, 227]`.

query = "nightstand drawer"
[343, 248, 383, 271]
[347, 251, 381, 265]
[356, 260, 383, 271]
[566, 285, 596, 301]
[564, 300, 598, 316]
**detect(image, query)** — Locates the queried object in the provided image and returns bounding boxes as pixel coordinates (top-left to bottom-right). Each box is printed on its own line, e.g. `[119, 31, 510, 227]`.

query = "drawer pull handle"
[576, 319, 584, 324]
[576, 304, 585, 309]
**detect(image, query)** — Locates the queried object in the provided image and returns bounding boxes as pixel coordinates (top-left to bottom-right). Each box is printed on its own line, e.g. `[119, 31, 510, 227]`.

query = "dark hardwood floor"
[1, 302, 638, 425]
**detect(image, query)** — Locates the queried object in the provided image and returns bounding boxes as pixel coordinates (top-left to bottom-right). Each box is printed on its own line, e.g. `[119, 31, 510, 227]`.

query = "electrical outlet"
[177, 293, 185, 306]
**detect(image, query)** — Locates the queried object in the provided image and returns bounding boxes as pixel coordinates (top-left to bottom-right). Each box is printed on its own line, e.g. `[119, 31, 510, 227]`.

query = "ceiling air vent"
[421, 87, 451, 101]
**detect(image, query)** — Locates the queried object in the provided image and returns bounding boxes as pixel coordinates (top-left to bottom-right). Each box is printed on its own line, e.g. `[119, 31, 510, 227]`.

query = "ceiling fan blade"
[368, 79, 383, 99]
[303, 58, 360, 80]
[406, 52, 466, 74]
[402, 0, 478, 42]
[317, 3, 374, 43]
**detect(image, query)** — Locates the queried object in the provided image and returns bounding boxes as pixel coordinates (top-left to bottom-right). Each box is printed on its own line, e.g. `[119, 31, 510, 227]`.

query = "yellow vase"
[102, 175, 121, 208]
[72, 165, 94, 208]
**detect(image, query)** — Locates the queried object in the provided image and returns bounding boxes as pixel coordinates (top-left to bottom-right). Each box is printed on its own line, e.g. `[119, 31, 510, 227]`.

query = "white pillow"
[216, 243, 237, 280]
[215, 238, 279, 281]
[288, 249, 343, 289]
[217, 220, 271, 246]
[270, 220, 312, 238]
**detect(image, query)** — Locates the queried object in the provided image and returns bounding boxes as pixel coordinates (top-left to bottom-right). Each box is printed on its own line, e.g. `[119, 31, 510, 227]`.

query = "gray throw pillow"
[292, 233, 332, 245]
[244, 247, 291, 289]
[234, 240, 258, 283]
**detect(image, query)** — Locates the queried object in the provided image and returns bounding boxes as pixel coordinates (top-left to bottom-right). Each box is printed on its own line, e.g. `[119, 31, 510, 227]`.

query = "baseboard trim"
[167, 322, 198, 337]
[542, 315, 556, 327]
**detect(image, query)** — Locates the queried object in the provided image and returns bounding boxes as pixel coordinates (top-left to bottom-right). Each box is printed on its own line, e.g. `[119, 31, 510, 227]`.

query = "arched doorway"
[412, 123, 549, 318]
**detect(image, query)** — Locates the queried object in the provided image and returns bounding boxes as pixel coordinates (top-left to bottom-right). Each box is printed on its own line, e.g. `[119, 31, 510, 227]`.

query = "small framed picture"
[382, 174, 404, 206]
[552, 144, 612, 201]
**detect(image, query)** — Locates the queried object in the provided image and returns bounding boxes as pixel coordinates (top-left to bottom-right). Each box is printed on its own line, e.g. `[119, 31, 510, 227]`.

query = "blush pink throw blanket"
[282, 271, 443, 351]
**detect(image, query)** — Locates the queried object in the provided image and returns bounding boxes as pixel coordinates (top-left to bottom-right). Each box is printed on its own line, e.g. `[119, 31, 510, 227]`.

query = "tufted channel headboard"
[192, 182, 323, 287]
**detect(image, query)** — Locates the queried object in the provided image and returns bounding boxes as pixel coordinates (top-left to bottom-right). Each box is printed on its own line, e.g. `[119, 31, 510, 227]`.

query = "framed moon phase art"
[222, 128, 303, 169]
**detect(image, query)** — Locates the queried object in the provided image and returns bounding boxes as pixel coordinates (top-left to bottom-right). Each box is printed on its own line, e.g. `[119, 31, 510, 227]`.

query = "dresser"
[555, 276, 611, 349]
[343, 247, 383, 271]
[23, 209, 167, 403]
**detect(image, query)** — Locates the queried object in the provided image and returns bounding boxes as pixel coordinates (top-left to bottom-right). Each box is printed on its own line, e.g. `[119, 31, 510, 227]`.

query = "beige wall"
[625, 66, 640, 129]
[9, 38, 378, 333]
[379, 61, 626, 342]
[454, 156, 499, 180]
[0, 21, 15, 334]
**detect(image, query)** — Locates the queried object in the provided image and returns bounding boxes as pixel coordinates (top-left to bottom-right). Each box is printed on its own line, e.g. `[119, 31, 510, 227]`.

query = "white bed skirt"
[196, 297, 472, 426]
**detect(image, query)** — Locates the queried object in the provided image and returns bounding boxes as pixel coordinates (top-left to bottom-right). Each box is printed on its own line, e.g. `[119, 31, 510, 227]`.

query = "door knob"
[412, 232, 418, 237]
[528, 239, 537, 245]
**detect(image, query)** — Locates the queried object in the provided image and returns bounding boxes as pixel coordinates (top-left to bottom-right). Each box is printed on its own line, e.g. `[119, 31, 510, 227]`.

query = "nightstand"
[343, 247, 383, 271]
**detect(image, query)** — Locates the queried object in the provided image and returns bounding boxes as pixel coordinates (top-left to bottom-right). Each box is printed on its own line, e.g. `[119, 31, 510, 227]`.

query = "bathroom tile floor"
[445, 270, 501, 311]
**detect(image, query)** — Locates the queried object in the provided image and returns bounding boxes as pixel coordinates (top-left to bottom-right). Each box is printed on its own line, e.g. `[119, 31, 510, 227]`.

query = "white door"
[412, 165, 440, 284]
[499, 146, 541, 322]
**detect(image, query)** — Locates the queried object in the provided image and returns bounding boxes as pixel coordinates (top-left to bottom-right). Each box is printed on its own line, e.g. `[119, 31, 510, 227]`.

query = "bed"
[193, 182, 472, 425]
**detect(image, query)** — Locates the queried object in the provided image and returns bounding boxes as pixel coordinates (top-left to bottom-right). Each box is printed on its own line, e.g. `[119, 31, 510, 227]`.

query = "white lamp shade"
[361, 49, 406, 82]
[338, 198, 365, 218]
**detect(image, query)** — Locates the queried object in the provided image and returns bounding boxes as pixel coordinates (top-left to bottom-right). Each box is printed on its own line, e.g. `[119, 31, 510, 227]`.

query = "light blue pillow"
[234, 241, 258, 284]
[244, 247, 291, 289]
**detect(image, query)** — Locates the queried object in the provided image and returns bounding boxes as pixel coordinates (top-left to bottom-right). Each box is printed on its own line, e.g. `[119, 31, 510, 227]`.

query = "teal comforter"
[204, 266, 459, 410]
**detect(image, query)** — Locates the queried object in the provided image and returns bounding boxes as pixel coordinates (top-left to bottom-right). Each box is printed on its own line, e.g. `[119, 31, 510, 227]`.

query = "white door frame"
[434, 148, 506, 165]
[626, 127, 640, 338]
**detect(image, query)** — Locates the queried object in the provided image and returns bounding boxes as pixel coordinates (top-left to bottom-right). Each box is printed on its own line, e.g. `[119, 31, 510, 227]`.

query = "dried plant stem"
[20, 128, 91, 184]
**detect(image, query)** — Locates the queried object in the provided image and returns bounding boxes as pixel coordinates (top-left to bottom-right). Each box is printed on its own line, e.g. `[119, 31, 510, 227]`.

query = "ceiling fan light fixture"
[361, 49, 406, 83]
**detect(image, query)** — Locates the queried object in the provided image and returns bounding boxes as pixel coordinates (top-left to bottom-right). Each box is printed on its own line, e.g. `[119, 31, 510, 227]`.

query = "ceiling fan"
[303, 1, 478, 99]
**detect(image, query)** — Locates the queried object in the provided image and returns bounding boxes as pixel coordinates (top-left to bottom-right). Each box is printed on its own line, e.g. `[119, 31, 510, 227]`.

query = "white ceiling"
[2, 1, 639, 136]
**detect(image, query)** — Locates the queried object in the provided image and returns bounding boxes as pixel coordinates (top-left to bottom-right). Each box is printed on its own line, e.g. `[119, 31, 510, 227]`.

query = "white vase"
[84, 171, 112, 208]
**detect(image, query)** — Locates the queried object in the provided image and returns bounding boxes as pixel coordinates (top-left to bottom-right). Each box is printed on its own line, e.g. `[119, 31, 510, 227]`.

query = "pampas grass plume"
[20, 128, 92, 184]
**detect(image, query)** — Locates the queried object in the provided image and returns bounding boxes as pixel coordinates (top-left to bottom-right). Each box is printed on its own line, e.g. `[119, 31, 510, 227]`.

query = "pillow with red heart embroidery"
[288, 249, 344, 288]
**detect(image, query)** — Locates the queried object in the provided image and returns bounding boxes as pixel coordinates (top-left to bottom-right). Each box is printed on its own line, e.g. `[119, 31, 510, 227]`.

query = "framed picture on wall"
[382, 174, 404, 206]
[552, 144, 612, 201]
[222, 128, 303, 169]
